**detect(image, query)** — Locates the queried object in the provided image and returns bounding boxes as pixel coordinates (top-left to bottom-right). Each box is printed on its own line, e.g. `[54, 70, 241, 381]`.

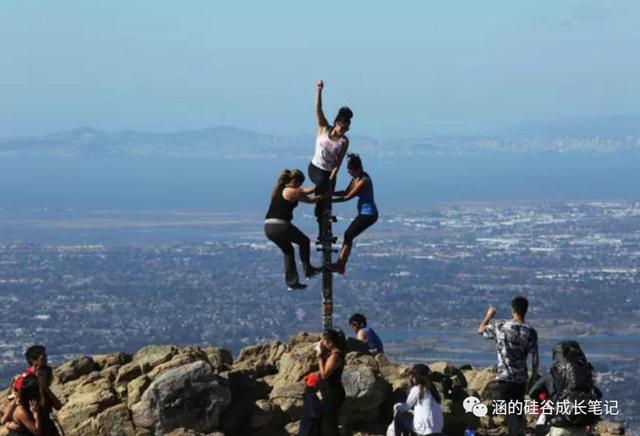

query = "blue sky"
[1, 1, 639, 137]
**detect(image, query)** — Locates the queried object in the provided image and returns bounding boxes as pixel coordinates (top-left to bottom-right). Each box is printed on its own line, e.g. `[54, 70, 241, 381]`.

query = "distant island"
[2, 112, 640, 158]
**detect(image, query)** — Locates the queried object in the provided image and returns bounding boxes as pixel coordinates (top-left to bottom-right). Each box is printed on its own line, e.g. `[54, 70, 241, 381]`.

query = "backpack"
[549, 341, 602, 428]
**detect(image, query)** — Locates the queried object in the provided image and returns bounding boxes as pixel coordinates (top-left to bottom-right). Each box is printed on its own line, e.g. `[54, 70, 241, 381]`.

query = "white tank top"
[311, 129, 345, 172]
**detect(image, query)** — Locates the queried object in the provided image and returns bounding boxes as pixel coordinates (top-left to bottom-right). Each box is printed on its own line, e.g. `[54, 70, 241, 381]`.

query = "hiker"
[36, 366, 62, 436]
[348, 313, 384, 354]
[386, 364, 444, 436]
[6, 375, 42, 436]
[13, 346, 47, 394]
[529, 341, 602, 436]
[309, 80, 352, 234]
[331, 153, 378, 274]
[478, 297, 539, 436]
[299, 373, 323, 436]
[265, 169, 323, 290]
[316, 329, 346, 436]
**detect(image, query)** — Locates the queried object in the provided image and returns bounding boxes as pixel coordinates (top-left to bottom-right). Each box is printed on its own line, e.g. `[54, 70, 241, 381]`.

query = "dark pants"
[498, 381, 526, 436]
[265, 221, 313, 286]
[344, 214, 378, 245]
[320, 383, 345, 436]
[308, 163, 335, 234]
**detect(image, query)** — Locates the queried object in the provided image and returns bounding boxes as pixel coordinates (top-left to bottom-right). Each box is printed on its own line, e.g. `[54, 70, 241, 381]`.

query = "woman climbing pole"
[308, 80, 352, 234]
[265, 169, 322, 290]
[331, 153, 378, 274]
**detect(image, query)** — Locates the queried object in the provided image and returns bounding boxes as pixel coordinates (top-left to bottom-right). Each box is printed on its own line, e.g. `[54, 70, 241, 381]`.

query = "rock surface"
[0, 333, 626, 436]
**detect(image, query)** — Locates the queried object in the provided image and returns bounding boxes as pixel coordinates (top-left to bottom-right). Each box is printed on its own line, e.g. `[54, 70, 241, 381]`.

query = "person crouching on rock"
[316, 329, 346, 436]
[265, 169, 323, 291]
[387, 364, 444, 436]
[299, 373, 323, 436]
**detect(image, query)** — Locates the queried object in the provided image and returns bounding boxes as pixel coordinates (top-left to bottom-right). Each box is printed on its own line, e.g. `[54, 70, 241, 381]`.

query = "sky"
[1, 0, 640, 138]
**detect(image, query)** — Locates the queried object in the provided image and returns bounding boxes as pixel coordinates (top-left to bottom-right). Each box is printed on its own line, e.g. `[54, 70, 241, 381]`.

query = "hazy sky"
[2, 1, 639, 137]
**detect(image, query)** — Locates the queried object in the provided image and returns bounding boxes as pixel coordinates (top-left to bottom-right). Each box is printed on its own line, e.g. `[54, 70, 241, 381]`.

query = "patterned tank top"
[311, 128, 345, 172]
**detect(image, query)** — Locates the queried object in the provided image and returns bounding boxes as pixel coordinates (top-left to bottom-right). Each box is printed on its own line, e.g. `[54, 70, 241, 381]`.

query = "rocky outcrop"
[0, 334, 626, 436]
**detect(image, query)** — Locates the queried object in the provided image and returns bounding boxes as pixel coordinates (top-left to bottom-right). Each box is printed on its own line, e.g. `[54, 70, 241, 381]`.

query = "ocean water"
[0, 152, 639, 213]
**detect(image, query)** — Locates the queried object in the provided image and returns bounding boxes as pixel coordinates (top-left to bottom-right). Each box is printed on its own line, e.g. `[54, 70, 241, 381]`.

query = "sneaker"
[305, 266, 322, 279]
[287, 282, 308, 291]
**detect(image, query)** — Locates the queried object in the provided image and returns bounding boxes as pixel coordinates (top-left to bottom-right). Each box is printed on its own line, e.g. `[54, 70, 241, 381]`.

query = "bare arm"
[1, 398, 17, 424]
[329, 137, 349, 183]
[15, 403, 41, 436]
[283, 187, 322, 204]
[315, 80, 329, 133]
[356, 329, 369, 343]
[477, 306, 497, 335]
[318, 352, 341, 380]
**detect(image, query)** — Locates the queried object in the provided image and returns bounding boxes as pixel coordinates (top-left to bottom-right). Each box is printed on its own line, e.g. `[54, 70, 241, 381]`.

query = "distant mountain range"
[1, 113, 639, 157]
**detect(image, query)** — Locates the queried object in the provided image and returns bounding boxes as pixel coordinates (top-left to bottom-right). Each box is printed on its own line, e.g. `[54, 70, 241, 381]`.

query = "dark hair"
[511, 296, 529, 318]
[346, 153, 362, 171]
[37, 365, 54, 387]
[334, 106, 353, 126]
[25, 345, 46, 366]
[323, 329, 346, 353]
[18, 375, 40, 409]
[271, 169, 304, 199]
[409, 364, 441, 404]
[348, 313, 367, 327]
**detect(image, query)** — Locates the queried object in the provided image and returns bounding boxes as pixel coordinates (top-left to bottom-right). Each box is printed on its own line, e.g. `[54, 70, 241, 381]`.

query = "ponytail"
[271, 169, 305, 199]
[272, 169, 292, 199]
[346, 153, 362, 171]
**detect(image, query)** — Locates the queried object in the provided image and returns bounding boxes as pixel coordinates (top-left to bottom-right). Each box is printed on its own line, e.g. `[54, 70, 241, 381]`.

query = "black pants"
[344, 214, 378, 246]
[497, 381, 526, 436]
[320, 383, 345, 436]
[308, 163, 335, 233]
[265, 221, 313, 286]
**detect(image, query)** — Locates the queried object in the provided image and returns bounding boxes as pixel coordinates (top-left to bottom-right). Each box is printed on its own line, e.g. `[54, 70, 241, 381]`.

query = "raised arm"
[477, 306, 497, 335]
[316, 80, 329, 133]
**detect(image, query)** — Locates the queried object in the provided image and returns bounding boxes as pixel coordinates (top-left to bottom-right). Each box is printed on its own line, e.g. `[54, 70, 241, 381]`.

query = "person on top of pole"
[330, 153, 378, 274]
[265, 169, 323, 291]
[308, 80, 352, 235]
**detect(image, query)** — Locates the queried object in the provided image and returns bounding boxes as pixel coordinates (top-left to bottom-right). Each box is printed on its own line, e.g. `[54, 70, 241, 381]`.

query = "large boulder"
[57, 378, 120, 433]
[233, 341, 286, 378]
[55, 356, 97, 383]
[341, 362, 389, 424]
[131, 360, 231, 434]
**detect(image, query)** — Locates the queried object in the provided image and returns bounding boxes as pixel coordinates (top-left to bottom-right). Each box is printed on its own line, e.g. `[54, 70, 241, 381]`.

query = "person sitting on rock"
[316, 329, 346, 436]
[6, 374, 42, 436]
[478, 297, 539, 436]
[386, 364, 444, 436]
[36, 366, 62, 436]
[299, 372, 323, 436]
[348, 313, 384, 354]
[264, 169, 323, 291]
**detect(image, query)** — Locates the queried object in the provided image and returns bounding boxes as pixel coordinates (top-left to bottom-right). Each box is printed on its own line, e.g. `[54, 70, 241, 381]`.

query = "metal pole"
[321, 197, 334, 333]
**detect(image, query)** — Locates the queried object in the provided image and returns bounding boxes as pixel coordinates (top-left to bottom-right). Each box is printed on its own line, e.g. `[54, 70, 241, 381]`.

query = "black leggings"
[308, 163, 336, 230]
[344, 214, 378, 246]
[265, 221, 313, 286]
